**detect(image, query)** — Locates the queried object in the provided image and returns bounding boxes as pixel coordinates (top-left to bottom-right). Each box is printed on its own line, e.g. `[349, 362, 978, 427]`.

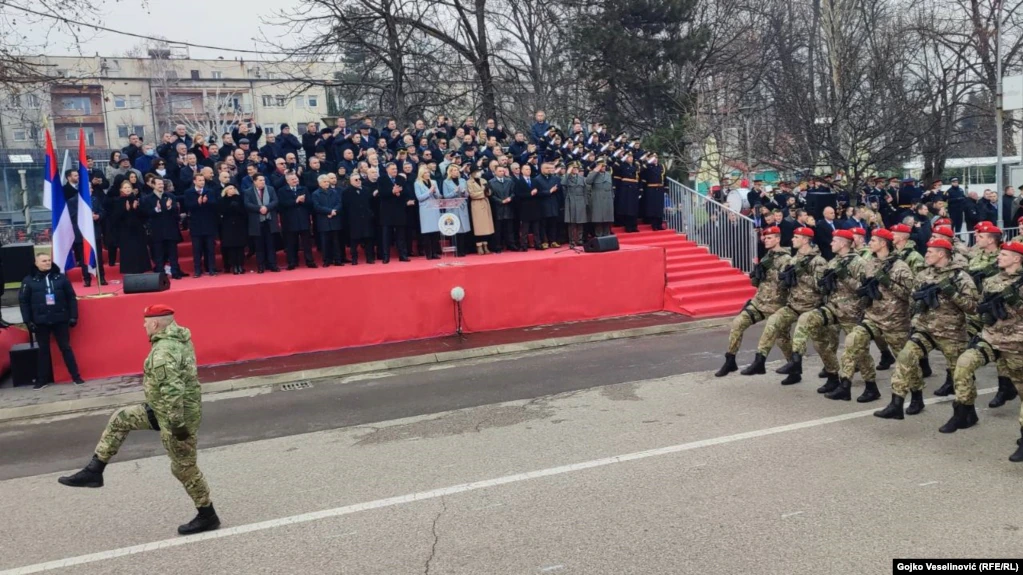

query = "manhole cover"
[279, 381, 312, 391]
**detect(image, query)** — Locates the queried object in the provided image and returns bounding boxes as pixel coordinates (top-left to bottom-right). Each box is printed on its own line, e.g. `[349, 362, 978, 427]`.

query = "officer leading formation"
[715, 222, 1023, 462]
[57, 304, 220, 536]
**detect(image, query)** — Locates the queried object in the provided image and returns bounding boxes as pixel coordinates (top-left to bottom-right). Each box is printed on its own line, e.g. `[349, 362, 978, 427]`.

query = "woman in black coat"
[109, 180, 151, 274]
[218, 184, 249, 274]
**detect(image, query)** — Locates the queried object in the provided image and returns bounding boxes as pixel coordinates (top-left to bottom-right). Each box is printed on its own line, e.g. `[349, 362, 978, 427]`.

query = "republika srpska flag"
[50, 128, 98, 276]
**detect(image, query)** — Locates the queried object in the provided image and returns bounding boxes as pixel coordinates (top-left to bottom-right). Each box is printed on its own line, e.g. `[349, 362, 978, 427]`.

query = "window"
[211, 71, 223, 79]
[66, 127, 96, 146]
[262, 125, 276, 135]
[60, 96, 91, 113]
[295, 94, 319, 109]
[275, 95, 287, 107]
[117, 125, 146, 139]
[8, 95, 20, 108]
[169, 94, 193, 111]
[13, 129, 27, 141]
[190, 70, 200, 80]
[307, 95, 318, 108]
[25, 94, 40, 108]
[261, 95, 274, 107]
[114, 95, 127, 109]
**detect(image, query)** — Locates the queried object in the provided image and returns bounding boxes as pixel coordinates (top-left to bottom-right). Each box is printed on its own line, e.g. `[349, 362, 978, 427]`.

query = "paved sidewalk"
[0, 312, 727, 423]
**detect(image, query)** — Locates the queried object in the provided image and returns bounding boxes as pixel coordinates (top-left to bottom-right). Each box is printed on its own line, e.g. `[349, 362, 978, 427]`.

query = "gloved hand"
[170, 427, 190, 441]
[68, 318, 78, 328]
[941, 282, 957, 297]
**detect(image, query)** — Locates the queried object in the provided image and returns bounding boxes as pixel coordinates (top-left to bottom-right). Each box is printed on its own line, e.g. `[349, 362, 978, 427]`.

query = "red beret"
[1002, 242, 1023, 256]
[834, 229, 855, 241]
[873, 229, 894, 241]
[144, 304, 175, 318]
[761, 226, 781, 236]
[890, 224, 913, 234]
[851, 227, 866, 236]
[793, 227, 816, 238]
[934, 218, 952, 226]
[981, 224, 1003, 235]
[1018, 216, 1023, 224]
[933, 226, 954, 239]
[975, 221, 990, 232]
[927, 238, 953, 251]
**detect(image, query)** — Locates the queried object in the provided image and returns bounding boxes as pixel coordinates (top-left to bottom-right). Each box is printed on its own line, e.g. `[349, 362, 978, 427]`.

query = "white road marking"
[918, 481, 940, 487]
[780, 511, 804, 519]
[0, 388, 992, 575]
[540, 565, 565, 572]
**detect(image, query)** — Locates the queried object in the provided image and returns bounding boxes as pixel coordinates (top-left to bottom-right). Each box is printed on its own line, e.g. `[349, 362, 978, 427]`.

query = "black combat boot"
[825, 377, 852, 401]
[740, 353, 767, 376]
[857, 381, 881, 403]
[919, 357, 933, 378]
[939, 401, 977, 433]
[876, 348, 896, 371]
[776, 353, 801, 375]
[934, 370, 954, 396]
[818, 368, 828, 379]
[989, 377, 1019, 408]
[817, 373, 840, 394]
[57, 455, 106, 488]
[714, 353, 738, 378]
[874, 394, 905, 420]
[905, 390, 925, 415]
[1010, 428, 1023, 463]
[178, 504, 221, 535]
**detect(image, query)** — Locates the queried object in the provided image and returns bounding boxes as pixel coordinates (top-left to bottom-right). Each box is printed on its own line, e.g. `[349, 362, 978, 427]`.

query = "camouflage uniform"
[727, 246, 792, 354]
[954, 269, 1023, 413]
[889, 262, 977, 397]
[897, 242, 926, 274]
[965, 249, 999, 338]
[792, 250, 867, 374]
[839, 253, 914, 382]
[756, 246, 828, 359]
[95, 322, 210, 508]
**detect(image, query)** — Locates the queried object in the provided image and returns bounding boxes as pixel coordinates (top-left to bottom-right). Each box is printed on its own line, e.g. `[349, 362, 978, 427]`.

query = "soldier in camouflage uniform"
[742, 226, 827, 379]
[874, 237, 977, 420]
[850, 226, 900, 371]
[827, 228, 914, 402]
[714, 226, 792, 377]
[781, 229, 869, 390]
[892, 222, 932, 378]
[58, 305, 221, 536]
[945, 244, 1023, 444]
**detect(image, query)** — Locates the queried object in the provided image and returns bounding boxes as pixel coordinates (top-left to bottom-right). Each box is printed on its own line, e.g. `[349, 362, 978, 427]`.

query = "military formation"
[716, 220, 1023, 461]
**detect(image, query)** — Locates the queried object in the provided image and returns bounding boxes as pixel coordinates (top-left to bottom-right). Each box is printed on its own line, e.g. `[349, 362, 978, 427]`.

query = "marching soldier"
[743, 227, 827, 379]
[874, 237, 977, 419]
[715, 226, 792, 377]
[780, 229, 868, 390]
[945, 242, 1023, 446]
[58, 305, 221, 535]
[892, 222, 931, 377]
[827, 228, 914, 402]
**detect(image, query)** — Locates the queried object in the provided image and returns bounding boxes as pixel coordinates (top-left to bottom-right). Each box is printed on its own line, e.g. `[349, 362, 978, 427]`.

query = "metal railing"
[960, 226, 1020, 246]
[664, 178, 758, 273]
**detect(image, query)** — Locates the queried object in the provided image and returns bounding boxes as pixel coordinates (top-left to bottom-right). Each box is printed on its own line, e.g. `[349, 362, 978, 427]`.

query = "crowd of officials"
[61, 111, 667, 281]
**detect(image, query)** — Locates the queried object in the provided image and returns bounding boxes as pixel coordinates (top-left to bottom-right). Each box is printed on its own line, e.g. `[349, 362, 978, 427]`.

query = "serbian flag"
[47, 129, 77, 273]
[75, 130, 98, 276]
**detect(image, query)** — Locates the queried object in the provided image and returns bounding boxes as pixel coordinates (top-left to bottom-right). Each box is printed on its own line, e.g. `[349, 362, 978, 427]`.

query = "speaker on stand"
[584, 235, 620, 253]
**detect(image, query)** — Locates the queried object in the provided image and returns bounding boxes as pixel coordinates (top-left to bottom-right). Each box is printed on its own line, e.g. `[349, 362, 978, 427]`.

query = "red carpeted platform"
[54, 244, 667, 381]
[614, 225, 756, 318]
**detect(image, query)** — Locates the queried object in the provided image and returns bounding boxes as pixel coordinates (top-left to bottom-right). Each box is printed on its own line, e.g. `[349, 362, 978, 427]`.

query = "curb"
[0, 316, 729, 424]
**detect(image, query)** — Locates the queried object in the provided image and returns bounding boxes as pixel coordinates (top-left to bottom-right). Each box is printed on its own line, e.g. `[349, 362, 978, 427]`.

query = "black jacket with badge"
[19, 266, 78, 326]
[142, 192, 183, 242]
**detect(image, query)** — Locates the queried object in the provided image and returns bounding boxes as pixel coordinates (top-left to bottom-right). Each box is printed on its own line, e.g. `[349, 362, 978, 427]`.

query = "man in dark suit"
[815, 206, 837, 260]
[278, 172, 316, 269]
[141, 178, 184, 279]
[62, 169, 106, 287]
[243, 174, 280, 273]
[183, 173, 219, 277]
[377, 163, 413, 263]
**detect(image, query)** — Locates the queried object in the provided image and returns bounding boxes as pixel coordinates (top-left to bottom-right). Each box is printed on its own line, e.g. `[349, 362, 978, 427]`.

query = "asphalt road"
[2, 323, 1021, 575]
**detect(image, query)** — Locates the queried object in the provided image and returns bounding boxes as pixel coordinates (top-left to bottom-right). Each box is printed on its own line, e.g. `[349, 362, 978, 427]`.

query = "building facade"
[0, 54, 339, 151]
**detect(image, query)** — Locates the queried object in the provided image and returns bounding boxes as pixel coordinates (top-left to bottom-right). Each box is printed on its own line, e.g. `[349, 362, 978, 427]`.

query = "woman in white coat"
[414, 165, 443, 260]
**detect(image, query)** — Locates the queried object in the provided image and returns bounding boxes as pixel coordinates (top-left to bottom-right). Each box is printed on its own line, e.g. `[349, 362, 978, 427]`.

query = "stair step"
[665, 253, 721, 264]
[666, 259, 733, 273]
[666, 274, 752, 290]
[680, 299, 751, 318]
[672, 285, 756, 306]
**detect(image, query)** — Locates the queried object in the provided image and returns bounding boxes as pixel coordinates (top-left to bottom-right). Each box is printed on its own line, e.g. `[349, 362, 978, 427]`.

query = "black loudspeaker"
[2, 243, 37, 285]
[123, 272, 170, 294]
[10, 342, 39, 387]
[584, 235, 620, 253]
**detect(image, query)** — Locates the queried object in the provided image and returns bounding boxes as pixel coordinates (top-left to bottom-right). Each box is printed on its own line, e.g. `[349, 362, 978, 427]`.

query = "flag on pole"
[49, 131, 75, 273]
[76, 129, 98, 277]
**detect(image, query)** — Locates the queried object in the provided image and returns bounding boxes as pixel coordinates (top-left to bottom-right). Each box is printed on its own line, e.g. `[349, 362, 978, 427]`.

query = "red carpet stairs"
[612, 225, 755, 318]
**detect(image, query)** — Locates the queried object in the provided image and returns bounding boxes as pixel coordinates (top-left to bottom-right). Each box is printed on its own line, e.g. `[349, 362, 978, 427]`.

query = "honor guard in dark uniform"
[640, 155, 665, 230]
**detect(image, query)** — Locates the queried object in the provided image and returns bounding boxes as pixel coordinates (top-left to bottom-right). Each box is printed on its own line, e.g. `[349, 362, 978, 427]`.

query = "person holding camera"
[19, 252, 85, 389]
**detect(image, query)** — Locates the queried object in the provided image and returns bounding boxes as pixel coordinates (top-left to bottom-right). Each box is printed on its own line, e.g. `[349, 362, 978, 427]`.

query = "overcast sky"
[22, 0, 290, 60]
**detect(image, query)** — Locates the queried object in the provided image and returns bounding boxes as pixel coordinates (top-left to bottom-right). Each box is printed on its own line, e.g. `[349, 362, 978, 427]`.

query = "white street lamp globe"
[450, 286, 466, 302]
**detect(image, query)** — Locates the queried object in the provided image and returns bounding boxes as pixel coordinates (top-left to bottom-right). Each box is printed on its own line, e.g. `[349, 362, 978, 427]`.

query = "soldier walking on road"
[743, 227, 827, 380]
[714, 226, 792, 377]
[945, 243, 1023, 442]
[780, 229, 867, 391]
[874, 237, 977, 420]
[57, 305, 221, 535]
[827, 228, 914, 402]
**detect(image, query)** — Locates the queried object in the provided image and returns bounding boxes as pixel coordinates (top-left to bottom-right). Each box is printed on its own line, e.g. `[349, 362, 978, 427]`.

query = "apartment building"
[0, 54, 339, 151]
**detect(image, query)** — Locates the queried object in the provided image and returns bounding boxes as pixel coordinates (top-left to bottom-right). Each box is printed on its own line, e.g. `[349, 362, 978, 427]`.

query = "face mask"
[156, 169, 167, 176]
[145, 149, 155, 157]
